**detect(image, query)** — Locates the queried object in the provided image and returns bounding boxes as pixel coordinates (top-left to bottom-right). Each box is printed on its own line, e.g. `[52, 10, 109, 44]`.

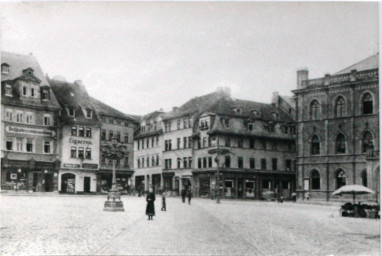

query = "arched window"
[335, 96, 346, 117]
[310, 100, 320, 120]
[311, 135, 320, 155]
[362, 93, 373, 114]
[335, 133, 346, 154]
[362, 131, 373, 153]
[311, 170, 320, 190]
[361, 169, 367, 187]
[336, 169, 346, 189]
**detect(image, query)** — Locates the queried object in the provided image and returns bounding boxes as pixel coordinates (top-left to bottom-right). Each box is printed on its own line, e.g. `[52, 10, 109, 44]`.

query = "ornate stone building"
[293, 54, 379, 201]
[1, 52, 61, 192]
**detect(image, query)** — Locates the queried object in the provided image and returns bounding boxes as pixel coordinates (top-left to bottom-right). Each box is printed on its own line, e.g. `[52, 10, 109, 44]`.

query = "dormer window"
[233, 108, 241, 114]
[68, 108, 75, 117]
[221, 118, 230, 128]
[200, 119, 209, 130]
[85, 109, 92, 118]
[252, 110, 260, 117]
[2, 63, 10, 74]
[22, 68, 34, 75]
[41, 88, 50, 100]
[5, 84, 12, 97]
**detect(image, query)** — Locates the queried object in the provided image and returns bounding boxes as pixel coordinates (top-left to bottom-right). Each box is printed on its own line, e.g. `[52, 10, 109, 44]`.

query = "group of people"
[145, 186, 193, 220]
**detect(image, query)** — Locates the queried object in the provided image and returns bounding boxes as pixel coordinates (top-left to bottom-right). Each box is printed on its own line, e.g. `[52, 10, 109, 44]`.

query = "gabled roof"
[90, 97, 140, 123]
[49, 79, 93, 108]
[335, 54, 379, 75]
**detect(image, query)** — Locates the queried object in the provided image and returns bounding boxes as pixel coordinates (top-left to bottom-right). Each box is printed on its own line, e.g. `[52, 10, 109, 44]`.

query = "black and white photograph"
[0, 2, 380, 255]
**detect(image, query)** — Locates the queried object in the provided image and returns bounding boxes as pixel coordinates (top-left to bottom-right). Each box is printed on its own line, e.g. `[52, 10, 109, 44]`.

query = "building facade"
[133, 111, 164, 193]
[50, 79, 101, 193]
[293, 54, 379, 201]
[1, 52, 61, 192]
[91, 97, 139, 192]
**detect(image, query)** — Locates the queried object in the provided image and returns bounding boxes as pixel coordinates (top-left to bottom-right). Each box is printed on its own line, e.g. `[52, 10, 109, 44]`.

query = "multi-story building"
[91, 97, 139, 192]
[293, 54, 379, 201]
[50, 78, 101, 193]
[1, 52, 61, 192]
[133, 111, 164, 193]
[192, 92, 296, 199]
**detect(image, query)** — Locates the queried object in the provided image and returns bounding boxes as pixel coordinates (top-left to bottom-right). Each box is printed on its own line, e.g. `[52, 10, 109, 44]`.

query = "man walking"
[181, 187, 186, 203]
[187, 188, 192, 205]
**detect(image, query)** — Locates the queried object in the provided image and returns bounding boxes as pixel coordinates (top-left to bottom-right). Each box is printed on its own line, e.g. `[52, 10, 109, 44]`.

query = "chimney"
[159, 108, 164, 112]
[297, 69, 309, 89]
[271, 91, 279, 107]
[74, 80, 83, 86]
[172, 107, 179, 112]
[217, 86, 231, 97]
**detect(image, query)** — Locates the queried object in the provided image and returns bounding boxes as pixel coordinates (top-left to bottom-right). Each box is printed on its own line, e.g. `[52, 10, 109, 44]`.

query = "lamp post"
[103, 137, 127, 212]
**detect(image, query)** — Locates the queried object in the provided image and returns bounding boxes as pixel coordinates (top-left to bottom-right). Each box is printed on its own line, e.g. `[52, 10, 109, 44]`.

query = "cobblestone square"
[0, 195, 380, 256]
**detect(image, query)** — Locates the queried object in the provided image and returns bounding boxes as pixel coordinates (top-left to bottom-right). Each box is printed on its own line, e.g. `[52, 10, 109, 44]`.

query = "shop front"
[59, 169, 97, 194]
[97, 170, 133, 193]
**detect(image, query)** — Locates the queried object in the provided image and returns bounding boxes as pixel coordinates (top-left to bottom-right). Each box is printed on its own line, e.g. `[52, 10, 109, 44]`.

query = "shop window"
[250, 158, 255, 169]
[85, 148, 91, 159]
[335, 133, 346, 154]
[5, 84, 12, 97]
[225, 156, 231, 168]
[362, 131, 373, 153]
[238, 157, 243, 168]
[6, 138, 13, 150]
[78, 147, 84, 159]
[71, 126, 77, 136]
[362, 93, 373, 114]
[311, 136, 320, 155]
[86, 127, 92, 138]
[261, 159, 266, 170]
[71, 147, 77, 158]
[311, 170, 320, 190]
[335, 96, 346, 117]
[44, 141, 51, 154]
[361, 170, 367, 187]
[101, 130, 106, 140]
[43, 115, 51, 126]
[78, 127, 85, 137]
[310, 100, 320, 120]
[26, 139, 33, 152]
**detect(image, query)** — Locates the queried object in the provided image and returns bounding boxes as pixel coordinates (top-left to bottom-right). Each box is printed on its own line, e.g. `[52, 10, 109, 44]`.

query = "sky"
[1, 2, 379, 116]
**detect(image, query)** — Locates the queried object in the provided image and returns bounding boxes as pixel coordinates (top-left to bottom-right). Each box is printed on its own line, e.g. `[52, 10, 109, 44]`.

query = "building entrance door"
[245, 179, 255, 198]
[44, 173, 54, 192]
[84, 177, 91, 193]
[33, 173, 38, 192]
[61, 173, 76, 193]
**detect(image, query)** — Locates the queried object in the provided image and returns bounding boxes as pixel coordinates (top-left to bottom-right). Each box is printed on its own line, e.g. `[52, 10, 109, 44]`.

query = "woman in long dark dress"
[146, 188, 156, 220]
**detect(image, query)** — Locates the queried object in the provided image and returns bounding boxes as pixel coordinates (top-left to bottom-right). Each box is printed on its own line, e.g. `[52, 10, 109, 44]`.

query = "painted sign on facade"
[6, 126, 55, 136]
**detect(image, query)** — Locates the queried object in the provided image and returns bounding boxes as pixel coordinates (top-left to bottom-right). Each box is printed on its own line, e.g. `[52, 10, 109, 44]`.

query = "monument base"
[103, 190, 124, 211]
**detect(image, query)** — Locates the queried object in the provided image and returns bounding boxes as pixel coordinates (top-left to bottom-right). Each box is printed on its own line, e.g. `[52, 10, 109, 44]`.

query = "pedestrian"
[161, 190, 167, 211]
[146, 188, 155, 220]
[181, 186, 186, 203]
[187, 188, 192, 205]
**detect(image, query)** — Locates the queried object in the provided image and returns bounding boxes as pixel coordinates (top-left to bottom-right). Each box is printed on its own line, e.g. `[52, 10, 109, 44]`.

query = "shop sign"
[69, 138, 93, 145]
[6, 126, 55, 136]
[82, 163, 98, 169]
[63, 163, 81, 168]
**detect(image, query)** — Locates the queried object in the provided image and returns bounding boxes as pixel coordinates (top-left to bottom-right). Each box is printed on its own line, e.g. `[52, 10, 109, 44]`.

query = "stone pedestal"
[104, 190, 124, 212]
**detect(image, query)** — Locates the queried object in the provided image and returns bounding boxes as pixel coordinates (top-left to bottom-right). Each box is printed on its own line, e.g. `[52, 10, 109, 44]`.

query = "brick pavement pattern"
[0, 195, 380, 256]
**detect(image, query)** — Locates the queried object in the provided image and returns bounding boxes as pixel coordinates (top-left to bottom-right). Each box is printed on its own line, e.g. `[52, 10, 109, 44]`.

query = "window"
[26, 113, 33, 124]
[310, 100, 320, 120]
[152, 156, 155, 167]
[6, 138, 13, 150]
[85, 127, 92, 138]
[311, 170, 320, 190]
[26, 139, 33, 152]
[188, 157, 192, 168]
[362, 131, 373, 153]
[208, 157, 212, 168]
[183, 157, 188, 168]
[362, 93, 373, 114]
[238, 157, 243, 168]
[78, 127, 85, 137]
[68, 108, 75, 117]
[336, 169, 346, 189]
[16, 138, 23, 151]
[124, 157, 129, 167]
[248, 123, 253, 131]
[44, 141, 51, 154]
[116, 132, 121, 142]
[71, 126, 78, 136]
[197, 138, 201, 149]
[85, 148, 92, 159]
[146, 157, 150, 167]
[335, 133, 346, 154]
[41, 88, 50, 100]
[361, 170, 367, 187]
[31, 87, 35, 97]
[137, 159, 141, 168]
[249, 138, 255, 149]
[142, 139, 145, 149]
[43, 115, 51, 126]
[177, 138, 181, 149]
[225, 156, 231, 168]
[224, 136, 230, 147]
[78, 147, 84, 158]
[109, 131, 113, 141]
[101, 155, 106, 164]
[203, 157, 207, 168]
[71, 147, 77, 158]
[183, 137, 188, 149]
[2, 64, 9, 74]
[238, 137, 243, 148]
[124, 134, 129, 143]
[221, 118, 230, 128]
[142, 158, 145, 168]
[272, 158, 278, 171]
[22, 85, 28, 96]
[198, 158, 202, 168]
[188, 136, 192, 148]
[101, 130, 106, 140]
[5, 109, 13, 122]
[177, 158, 182, 169]
[177, 120, 181, 129]
[250, 158, 255, 169]
[184, 119, 188, 129]
[146, 138, 149, 148]
[85, 109, 92, 118]
[16, 112, 23, 123]
[261, 159, 267, 170]
[311, 136, 320, 155]
[335, 96, 346, 117]
[285, 159, 292, 171]
[203, 137, 207, 148]
[5, 84, 12, 96]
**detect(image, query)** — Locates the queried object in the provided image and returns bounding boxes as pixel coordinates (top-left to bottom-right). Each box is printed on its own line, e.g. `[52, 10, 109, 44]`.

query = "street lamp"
[103, 137, 127, 212]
